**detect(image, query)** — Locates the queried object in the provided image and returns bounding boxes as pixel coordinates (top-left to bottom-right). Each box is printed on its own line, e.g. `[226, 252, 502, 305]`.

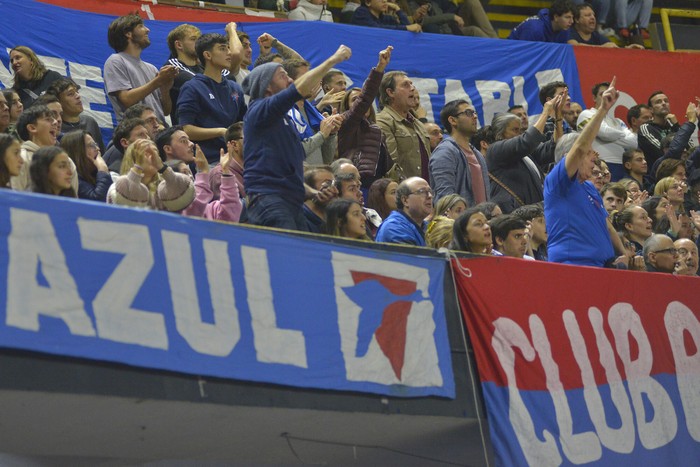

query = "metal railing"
[660, 8, 700, 51]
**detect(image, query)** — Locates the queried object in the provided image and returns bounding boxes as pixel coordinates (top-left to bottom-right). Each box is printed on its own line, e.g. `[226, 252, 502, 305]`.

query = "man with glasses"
[430, 99, 489, 206]
[674, 238, 699, 276]
[48, 78, 106, 153]
[376, 177, 432, 246]
[577, 81, 637, 181]
[643, 234, 680, 273]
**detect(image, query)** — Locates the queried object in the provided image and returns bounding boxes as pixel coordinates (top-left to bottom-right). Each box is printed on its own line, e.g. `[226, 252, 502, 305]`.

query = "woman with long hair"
[107, 139, 194, 212]
[433, 194, 468, 220]
[366, 178, 397, 220]
[29, 146, 76, 197]
[10, 46, 63, 108]
[324, 198, 371, 241]
[60, 130, 112, 202]
[450, 206, 493, 254]
[0, 134, 23, 188]
[2, 90, 23, 127]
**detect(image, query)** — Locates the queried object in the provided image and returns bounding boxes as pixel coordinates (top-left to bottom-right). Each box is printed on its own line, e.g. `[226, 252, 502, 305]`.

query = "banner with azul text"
[453, 256, 700, 466]
[0, 0, 583, 142]
[0, 190, 454, 398]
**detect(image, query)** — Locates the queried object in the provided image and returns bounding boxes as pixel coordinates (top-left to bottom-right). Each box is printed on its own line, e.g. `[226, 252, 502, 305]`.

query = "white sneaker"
[598, 26, 616, 36]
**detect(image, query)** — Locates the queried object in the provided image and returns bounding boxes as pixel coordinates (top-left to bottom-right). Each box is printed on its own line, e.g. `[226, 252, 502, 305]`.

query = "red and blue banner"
[454, 256, 700, 466]
[0, 190, 454, 398]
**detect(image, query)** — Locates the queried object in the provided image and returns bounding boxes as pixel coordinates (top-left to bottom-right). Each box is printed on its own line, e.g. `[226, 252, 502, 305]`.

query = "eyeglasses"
[410, 188, 433, 198]
[654, 248, 679, 256]
[454, 109, 476, 118]
[86, 142, 100, 150]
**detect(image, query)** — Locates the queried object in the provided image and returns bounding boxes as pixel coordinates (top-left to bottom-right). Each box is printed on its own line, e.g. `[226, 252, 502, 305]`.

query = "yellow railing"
[660, 8, 700, 52]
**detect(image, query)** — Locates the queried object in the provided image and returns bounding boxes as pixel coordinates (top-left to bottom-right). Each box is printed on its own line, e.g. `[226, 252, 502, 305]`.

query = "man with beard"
[104, 14, 178, 123]
[303, 166, 338, 233]
[639, 91, 681, 169]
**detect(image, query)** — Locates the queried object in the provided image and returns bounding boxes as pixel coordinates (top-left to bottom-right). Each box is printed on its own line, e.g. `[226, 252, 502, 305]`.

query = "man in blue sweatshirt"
[178, 33, 247, 164]
[241, 45, 352, 231]
[508, 0, 575, 43]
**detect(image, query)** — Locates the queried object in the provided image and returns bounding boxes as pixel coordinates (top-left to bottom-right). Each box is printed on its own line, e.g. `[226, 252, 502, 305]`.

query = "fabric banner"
[1, 0, 582, 143]
[0, 190, 454, 398]
[453, 256, 700, 466]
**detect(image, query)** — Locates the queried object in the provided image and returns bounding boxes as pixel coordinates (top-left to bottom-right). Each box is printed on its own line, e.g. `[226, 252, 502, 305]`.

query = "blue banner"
[0, 190, 454, 398]
[0, 0, 582, 143]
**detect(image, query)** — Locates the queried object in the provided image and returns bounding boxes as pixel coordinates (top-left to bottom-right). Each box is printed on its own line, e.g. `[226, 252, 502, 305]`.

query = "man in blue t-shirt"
[241, 45, 352, 231]
[508, 0, 575, 43]
[545, 76, 627, 267]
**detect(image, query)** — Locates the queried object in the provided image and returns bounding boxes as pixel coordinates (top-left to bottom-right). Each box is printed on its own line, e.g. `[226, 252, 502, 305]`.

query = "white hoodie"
[288, 0, 334, 22]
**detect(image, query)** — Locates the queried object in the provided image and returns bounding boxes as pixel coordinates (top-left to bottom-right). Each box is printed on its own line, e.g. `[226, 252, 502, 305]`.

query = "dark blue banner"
[0, 190, 454, 398]
[0, 0, 583, 143]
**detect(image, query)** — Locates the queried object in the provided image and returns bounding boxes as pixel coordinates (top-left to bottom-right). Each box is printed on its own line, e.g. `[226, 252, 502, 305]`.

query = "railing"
[660, 8, 700, 51]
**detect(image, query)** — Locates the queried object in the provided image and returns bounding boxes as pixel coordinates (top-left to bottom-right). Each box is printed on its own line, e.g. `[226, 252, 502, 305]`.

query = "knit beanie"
[242, 62, 281, 100]
[158, 168, 196, 212]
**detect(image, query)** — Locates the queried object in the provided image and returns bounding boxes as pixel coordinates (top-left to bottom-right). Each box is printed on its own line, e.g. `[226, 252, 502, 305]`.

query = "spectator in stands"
[621, 148, 649, 191]
[656, 159, 688, 188]
[123, 103, 161, 140]
[47, 78, 106, 153]
[425, 123, 443, 151]
[155, 126, 195, 164]
[339, 47, 395, 190]
[352, 0, 422, 32]
[284, 59, 341, 166]
[178, 33, 247, 165]
[408, 0, 484, 37]
[241, 45, 352, 231]
[253, 33, 305, 69]
[165, 23, 202, 124]
[568, 3, 644, 48]
[654, 176, 685, 213]
[508, 105, 529, 132]
[619, 177, 648, 205]
[289, 0, 334, 22]
[626, 104, 652, 134]
[599, 160, 612, 185]
[450, 206, 492, 254]
[638, 91, 682, 170]
[341, 1, 363, 23]
[60, 130, 112, 202]
[544, 77, 627, 267]
[563, 102, 582, 129]
[588, 158, 607, 191]
[477, 201, 503, 220]
[649, 101, 698, 181]
[508, 0, 575, 43]
[303, 166, 337, 233]
[214, 123, 245, 199]
[9, 46, 63, 109]
[108, 138, 194, 212]
[325, 198, 371, 240]
[487, 96, 561, 213]
[376, 176, 432, 246]
[2, 90, 22, 131]
[366, 178, 398, 220]
[426, 215, 454, 248]
[377, 71, 431, 180]
[0, 93, 10, 135]
[615, 0, 652, 40]
[11, 105, 77, 193]
[104, 14, 178, 122]
[471, 125, 493, 157]
[29, 146, 76, 198]
[537, 81, 572, 140]
[643, 234, 679, 273]
[641, 195, 670, 230]
[433, 194, 468, 220]
[576, 81, 638, 181]
[317, 69, 347, 114]
[600, 182, 627, 214]
[675, 238, 699, 276]
[456, 0, 498, 38]
[489, 214, 532, 259]
[103, 118, 150, 173]
[612, 205, 652, 253]
[32, 94, 64, 141]
[0, 134, 22, 188]
[430, 99, 489, 206]
[513, 203, 548, 260]
[180, 142, 242, 222]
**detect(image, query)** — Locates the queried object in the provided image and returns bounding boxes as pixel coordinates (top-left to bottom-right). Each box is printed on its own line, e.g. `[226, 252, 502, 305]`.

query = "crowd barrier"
[2, 189, 699, 465]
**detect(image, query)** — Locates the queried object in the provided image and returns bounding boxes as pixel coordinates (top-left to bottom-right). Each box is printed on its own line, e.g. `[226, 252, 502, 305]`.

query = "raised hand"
[600, 76, 619, 111]
[193, 144, 209, 174]
[377, 45, 393, 72]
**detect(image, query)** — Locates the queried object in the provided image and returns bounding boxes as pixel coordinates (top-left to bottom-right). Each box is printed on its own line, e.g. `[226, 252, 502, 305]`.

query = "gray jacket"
[429, 135, 490, 205]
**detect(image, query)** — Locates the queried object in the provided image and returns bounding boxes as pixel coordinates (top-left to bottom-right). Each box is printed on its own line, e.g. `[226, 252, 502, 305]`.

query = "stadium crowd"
[1, 2, 699, 276]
